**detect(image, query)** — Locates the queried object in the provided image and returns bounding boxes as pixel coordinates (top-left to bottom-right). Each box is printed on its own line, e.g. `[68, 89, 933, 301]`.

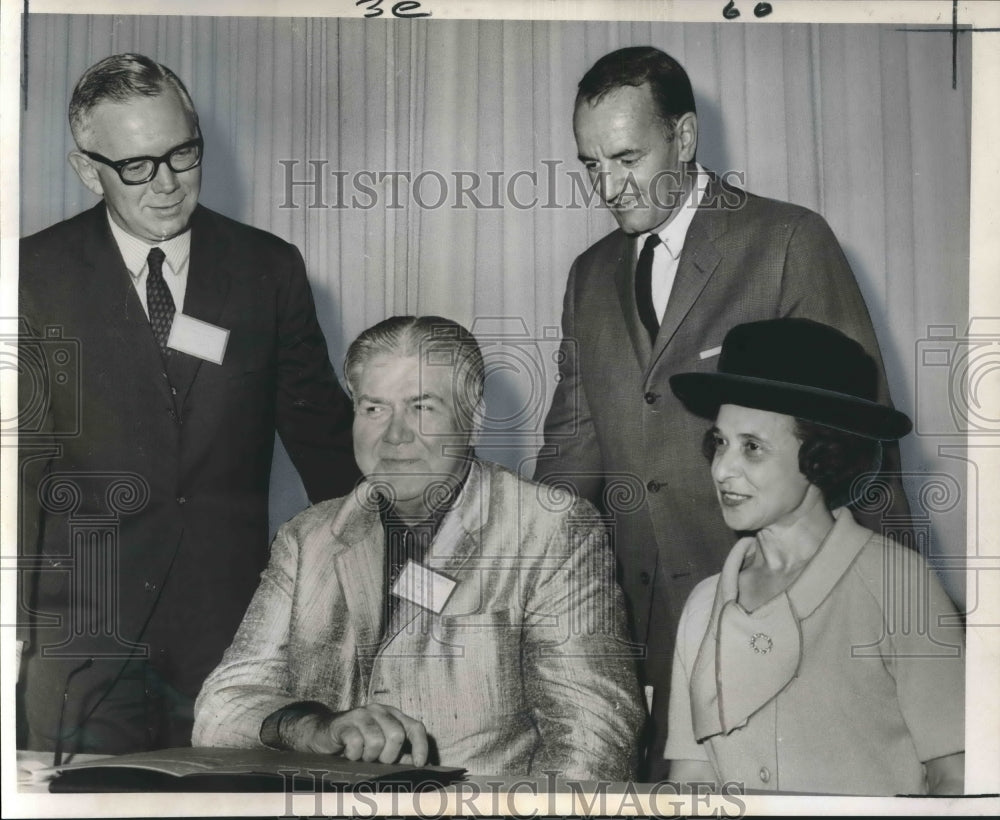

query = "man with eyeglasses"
[17, 53, 360, 755]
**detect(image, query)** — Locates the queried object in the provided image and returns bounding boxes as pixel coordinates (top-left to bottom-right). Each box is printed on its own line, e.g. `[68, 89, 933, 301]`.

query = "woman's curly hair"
[702, 417, 881, 508]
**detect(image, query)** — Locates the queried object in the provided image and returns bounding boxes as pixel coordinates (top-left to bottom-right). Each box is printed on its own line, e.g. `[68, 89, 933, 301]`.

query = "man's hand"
[281, 703, 429, 766]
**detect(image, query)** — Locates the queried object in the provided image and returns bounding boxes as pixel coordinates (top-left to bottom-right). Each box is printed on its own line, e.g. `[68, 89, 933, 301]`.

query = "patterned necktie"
[635, 233, 661, 343]
[146, 247, 175, 353]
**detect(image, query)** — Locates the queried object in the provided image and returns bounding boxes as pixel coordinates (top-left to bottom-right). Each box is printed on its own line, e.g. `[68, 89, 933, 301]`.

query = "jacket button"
[144, 581, 157, 592]
[639, 571, 651, 585]
[176, 496, 186, 505]
[646, 480, 661, 492]
[644, 391, 658, 404]
[759, 766, 771, 783]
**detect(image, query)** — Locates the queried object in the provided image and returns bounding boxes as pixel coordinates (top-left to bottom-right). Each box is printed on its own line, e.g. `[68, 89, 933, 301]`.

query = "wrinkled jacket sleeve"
[192, 521, 305, 747]
[523, 498, 645, 780]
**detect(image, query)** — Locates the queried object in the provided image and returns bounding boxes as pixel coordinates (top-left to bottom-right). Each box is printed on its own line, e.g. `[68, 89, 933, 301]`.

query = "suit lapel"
[648, 177, 732, 372]
[82, 206, 175, 408]
[75, 207, 179, 685]
[380, 461, 489, 645]
[168, 207, 232, 409]
[650, 219, 721, 355]
[327, 486, 386, 685]
[612, 233, 654, 366]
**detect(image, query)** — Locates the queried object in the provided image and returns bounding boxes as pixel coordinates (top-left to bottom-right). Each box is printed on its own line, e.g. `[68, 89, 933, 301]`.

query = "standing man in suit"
[194, 315, 644, 779]
[18, 53, 360, 755]
[534, 46, 911, 777]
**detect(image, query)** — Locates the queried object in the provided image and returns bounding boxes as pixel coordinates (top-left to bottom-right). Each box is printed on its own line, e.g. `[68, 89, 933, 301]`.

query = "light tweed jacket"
[193, 460, 644, 779]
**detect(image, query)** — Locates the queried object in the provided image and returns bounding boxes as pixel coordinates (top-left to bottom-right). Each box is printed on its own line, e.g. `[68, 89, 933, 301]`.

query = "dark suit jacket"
[534, 175, 910, 765]
[18, 203, 359, 748]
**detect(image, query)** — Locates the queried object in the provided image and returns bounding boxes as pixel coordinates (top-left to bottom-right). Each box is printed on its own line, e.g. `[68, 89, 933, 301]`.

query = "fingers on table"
[329, 703, 428, 766]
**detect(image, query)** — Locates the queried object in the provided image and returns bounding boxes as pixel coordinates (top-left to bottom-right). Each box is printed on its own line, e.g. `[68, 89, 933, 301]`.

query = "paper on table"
[45, 747, 467, 793]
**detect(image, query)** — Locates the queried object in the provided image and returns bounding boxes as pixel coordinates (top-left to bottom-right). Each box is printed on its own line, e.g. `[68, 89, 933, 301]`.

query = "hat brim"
[669, 372, 912, 440]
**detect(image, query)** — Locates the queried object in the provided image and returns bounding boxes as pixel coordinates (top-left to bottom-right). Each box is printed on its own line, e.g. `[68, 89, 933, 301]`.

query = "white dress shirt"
[638, 164, 709, 323]
[108, 211, 192, 317]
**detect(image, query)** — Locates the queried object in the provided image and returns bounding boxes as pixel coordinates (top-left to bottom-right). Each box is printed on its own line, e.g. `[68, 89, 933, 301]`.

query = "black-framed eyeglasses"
[80, 136, 204, 185]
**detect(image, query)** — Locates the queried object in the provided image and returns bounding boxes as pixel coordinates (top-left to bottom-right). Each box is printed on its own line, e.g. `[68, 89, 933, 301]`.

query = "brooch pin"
[750, 632, 773, 654]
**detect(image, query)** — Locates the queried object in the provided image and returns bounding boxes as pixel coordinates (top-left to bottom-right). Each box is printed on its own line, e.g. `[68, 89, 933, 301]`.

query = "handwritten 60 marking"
[722, 1, 774, 18]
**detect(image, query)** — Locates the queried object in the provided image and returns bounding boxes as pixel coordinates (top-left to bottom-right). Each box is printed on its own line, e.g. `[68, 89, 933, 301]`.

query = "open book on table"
[44, 747, 467, 793]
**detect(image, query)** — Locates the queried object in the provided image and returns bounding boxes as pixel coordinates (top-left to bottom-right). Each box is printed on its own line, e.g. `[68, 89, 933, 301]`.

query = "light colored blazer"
[666, 510, 964, 795]
[193, 460, 644, 779]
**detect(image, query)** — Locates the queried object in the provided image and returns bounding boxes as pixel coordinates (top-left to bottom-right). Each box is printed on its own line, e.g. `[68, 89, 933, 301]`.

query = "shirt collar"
[106, 208, 192, 280]
[642, 162, 709, 260]
[375, 462, 473, 538]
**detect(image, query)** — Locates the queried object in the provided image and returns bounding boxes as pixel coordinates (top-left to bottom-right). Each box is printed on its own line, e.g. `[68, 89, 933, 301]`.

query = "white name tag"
[699, 345, 722, 360]
[390, 560, 456, 614]
[167, 313, 230, 364]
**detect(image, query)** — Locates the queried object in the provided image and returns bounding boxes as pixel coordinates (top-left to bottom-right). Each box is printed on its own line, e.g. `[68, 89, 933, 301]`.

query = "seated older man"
[193, 315, 644, 779]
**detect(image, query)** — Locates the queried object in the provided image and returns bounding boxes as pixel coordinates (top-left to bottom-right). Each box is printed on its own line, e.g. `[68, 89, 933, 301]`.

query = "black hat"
[669, 318, 912, 440]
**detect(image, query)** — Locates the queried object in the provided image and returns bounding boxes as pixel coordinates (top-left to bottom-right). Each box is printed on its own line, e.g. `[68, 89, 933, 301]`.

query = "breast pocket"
[224, 341, 274, 380]
[216, 314, 275, 380]
[229, 364, 274, 383]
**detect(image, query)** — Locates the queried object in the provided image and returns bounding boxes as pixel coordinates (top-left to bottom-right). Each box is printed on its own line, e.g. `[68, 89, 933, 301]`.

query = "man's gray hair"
[344, 316, 485, 431]
[69, 53, 199, 147]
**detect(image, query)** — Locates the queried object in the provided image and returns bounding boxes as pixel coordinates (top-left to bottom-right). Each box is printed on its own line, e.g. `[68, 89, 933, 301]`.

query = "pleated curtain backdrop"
[19, 15, 972, 600]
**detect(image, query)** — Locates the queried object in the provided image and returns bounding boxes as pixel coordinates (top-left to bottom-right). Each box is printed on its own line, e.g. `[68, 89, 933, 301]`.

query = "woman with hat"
[663, 318, 964, 795]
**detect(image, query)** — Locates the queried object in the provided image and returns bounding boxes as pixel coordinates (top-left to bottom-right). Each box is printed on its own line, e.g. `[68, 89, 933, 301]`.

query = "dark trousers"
[22, 654, 194, 755]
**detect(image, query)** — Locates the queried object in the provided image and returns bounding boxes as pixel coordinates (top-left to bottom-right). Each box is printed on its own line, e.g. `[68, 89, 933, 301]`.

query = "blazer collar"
[646, 173, 742, 372]
[79, 203, 232, 318]
[324, 459, 491, 650]
[79, 205, 176, 406]
[690, 509, 874, 741]
[180, 206, 232, 325]
[78, 204, 234, 408]
[166, 206, 232, 409]
[612, 233, 653, 366]
[614, 174, 738, 371]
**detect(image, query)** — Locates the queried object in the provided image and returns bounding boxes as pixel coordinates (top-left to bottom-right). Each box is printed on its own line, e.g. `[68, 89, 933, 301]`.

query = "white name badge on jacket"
[167, 314, 230, 364]
[391, 560, 456, 614]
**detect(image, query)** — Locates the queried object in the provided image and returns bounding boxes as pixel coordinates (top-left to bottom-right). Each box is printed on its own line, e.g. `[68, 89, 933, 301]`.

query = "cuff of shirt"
[259, 701, 336, 750]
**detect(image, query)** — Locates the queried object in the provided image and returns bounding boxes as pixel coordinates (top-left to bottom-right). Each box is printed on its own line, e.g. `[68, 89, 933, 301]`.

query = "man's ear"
[675, 112, 698, 163]
[68, 151, 106, 197]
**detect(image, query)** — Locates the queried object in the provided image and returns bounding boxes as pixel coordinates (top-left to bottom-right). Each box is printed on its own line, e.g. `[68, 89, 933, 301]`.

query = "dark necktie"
[635, 234, 660, 343]
[383, 518, 437, 635]
[146, 247, 175, 353]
